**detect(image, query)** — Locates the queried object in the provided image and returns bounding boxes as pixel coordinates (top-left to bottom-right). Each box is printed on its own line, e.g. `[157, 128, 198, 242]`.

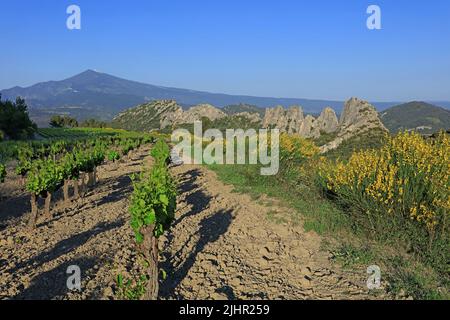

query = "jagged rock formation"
[261, 98, 386, 152]
[315, 107, 339, 134]
[320, 98, 388, 153]
[262, 106, 305, 134]
[262, 105, 339, 138]
[298, 115, 317, 138]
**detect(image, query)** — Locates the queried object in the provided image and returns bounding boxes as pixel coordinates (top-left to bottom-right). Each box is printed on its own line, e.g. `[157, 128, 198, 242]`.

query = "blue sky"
[1, 0, 449, 101]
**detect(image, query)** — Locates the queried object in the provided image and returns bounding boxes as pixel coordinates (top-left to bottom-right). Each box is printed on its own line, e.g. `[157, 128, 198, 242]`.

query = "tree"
[49, 115, 79, 128]
[79, 118, 108, 128]
[0, 95, 37, 139]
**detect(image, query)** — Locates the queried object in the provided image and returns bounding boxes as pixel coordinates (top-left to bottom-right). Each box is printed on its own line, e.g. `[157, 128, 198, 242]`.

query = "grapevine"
[128, 139, 176, 299]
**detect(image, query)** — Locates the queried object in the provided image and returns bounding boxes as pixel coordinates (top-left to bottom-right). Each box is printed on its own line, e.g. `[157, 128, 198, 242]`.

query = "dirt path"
[0, 146, 152, 300]
[160, 164, 387, 300]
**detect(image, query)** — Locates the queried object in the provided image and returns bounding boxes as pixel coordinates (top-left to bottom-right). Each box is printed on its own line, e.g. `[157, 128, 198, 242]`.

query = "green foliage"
[150, 139, 170, 165]
[108, 150, 120, 162]
[116, 274, 147, 300]
[330, 243, 376, 268]
[121, 141, 134, 156]
[0, 164, 6, 183]
[15, 159, 32, 177]
[386, 256, 449, 300]
[49, 115, 79, 128]
[50, 140, 67, 157]
[74, 148, 96, 173]
[0, 95, 36, 139]
[130, 141, 176, 242]
[92, 146, 106, 166]
[79, 118, 108, 128]
[26, 159, 64, 196]
[15, 146, 34, 177]
[60, 153, 79, 180]
[323, 128, 387, 162]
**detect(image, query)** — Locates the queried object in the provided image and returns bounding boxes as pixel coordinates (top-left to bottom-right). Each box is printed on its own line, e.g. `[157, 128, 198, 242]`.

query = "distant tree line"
[50, 115, 109, 129]
[49, 115, 79, 128]
[0, 95, 37, 141]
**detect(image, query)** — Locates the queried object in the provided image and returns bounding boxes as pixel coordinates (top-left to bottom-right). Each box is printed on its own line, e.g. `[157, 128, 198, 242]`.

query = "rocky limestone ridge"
[114, 98, 385, 149]
[315, 107, 339, 134]
[261, 98, 386, 152]
[113, 100, 183, 131]
[262, 105, 339, 138]
[178, 104, 227, 124]
[262, 106, 305, 134]
[320, 98, 388, 153]
[113, 100, 231, 130]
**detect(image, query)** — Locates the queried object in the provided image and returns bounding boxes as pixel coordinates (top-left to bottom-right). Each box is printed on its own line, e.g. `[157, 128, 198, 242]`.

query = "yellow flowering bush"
[280, 134, 319, 168]
[278, 133, 320, 182]
[319, 131, 449, 245]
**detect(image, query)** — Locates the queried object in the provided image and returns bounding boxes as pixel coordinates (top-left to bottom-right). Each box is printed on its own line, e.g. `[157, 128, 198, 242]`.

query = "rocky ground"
[0, 146, 152, 300]
[0, 146, 388, 300]
[160, 165, 387, 300]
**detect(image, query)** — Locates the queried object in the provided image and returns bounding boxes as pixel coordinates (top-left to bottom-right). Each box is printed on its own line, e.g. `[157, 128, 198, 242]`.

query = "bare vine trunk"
[87, 167, 97, 187]
[87, 172, 93, 187]
[63, 180, 70, 203]
[28, 194, 39, 230]
[93, 166, 97, 185]
[73, 179, 80, 199]
[20, 176, 26, 188]
[80, 173, 87, 196]
[44, 192, 52, 219]
[140, 225, 159, 300]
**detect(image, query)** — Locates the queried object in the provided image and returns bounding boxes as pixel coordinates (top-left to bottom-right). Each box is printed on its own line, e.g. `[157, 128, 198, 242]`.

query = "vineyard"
[0, 128, 182, 299]
[0, 127, 448, 300]
[1, 129, 159, 229]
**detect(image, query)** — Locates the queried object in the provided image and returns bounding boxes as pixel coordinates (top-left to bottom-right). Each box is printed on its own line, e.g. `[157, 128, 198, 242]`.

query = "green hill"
[380, 101, 450, 134]
[222, 104, 265, 117]
[111, 100, 181, 131]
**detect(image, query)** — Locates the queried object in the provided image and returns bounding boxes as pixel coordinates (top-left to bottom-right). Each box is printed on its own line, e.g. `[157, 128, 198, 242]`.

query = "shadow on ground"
[7, 220, 124, 275]
[13, 256, 99, 300]
[160, 209, 233, 299]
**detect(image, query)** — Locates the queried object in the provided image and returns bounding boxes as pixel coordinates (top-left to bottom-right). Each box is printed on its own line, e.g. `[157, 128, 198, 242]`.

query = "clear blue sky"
[1, 0, 449, 101]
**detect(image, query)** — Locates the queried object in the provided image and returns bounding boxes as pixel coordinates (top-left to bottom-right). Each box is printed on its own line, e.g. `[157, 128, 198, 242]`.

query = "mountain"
[380, 101, 450, 134]
[1, 70, 408, 127]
